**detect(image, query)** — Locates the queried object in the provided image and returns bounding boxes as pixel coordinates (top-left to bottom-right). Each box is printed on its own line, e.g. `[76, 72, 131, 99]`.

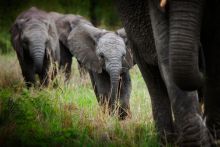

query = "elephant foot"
[118, 106, 131, 120]
[176, 114, 214, 147]
[98, 98, 131, 120]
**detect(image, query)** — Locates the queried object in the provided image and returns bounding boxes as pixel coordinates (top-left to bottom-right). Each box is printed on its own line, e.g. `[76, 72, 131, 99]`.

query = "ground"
[0, 54, 160, 146]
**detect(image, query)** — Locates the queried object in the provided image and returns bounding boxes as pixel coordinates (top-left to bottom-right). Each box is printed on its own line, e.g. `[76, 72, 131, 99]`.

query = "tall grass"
[0, 54, 160, 146]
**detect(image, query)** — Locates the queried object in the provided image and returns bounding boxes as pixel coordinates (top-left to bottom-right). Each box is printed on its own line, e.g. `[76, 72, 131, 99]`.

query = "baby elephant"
[10, 7, 60, 87]
[50, 13, 90, 79]
[51, 13, 133, 119]
[69, 23, 134, 119]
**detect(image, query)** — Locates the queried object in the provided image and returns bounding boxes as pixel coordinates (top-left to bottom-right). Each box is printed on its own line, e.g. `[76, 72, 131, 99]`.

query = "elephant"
[115, 0, 220, 146]
[10, 7, 60, 87]
[65, 21, 134, 119]
[49, 13, 90, 79]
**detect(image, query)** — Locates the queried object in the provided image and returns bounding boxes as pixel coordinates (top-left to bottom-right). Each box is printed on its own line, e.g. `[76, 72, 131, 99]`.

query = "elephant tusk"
[160, 0, 167, 9]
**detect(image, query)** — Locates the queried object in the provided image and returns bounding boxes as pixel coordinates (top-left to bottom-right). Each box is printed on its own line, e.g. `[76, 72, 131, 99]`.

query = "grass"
[0, 54, 160, 146]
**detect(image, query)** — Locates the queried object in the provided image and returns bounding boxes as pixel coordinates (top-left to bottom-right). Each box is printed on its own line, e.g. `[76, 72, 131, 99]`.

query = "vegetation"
[0, 1, 161, 146]
[0, 0, 121, 54]
[0, 54, 160, 146]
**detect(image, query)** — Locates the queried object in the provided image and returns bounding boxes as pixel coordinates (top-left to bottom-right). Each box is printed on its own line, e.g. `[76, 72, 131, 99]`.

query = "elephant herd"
[10, 0, 220, 146]
[11, 7, 133, 120]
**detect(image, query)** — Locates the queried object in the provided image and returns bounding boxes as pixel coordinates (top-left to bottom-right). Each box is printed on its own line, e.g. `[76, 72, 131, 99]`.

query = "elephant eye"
[45, 39, 49, 45]
[122, 54, 126, 59]
[99, 53, 105, 60]
[22, 40, 28, 48]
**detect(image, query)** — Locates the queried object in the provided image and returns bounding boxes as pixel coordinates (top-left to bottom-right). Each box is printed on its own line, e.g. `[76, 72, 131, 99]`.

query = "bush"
[0, 32, 13, 54]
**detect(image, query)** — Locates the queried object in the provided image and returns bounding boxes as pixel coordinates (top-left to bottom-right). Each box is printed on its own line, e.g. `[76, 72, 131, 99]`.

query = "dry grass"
[0, 54, 160, 146]
[0, 54, 24, 88]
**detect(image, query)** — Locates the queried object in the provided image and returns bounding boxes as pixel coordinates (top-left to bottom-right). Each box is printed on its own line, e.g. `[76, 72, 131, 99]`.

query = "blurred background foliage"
[0, 0, 121, 54]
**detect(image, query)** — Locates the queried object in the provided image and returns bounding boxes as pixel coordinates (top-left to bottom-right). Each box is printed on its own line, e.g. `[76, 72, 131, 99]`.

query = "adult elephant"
[11, 7, 60, 87]
[116, 0, 220, 146]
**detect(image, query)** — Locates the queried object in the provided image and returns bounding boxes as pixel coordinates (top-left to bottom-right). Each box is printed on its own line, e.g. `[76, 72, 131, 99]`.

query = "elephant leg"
[77, 61, 87, 77]
[20, 62, 35, 87]
[88, 71, 99, 99]
[39, 54, 52, 86]
[138, 62, 175, 145]
[160, 63, 213, 146]
[118, 71, 131, 120]
[22, 69, 35, 87]
[130, 36, 174, 143]
[148, 1, 213, 146]
[59, 43, 73, 80]
[88, 71, 111, 107]
[39, 69, 49, 86]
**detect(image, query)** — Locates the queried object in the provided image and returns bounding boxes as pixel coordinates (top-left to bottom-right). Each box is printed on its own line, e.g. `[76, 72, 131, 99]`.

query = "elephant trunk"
[30, 43, 45, 73]
[108, 62, 121, 108]
[169, 0, 204, 91]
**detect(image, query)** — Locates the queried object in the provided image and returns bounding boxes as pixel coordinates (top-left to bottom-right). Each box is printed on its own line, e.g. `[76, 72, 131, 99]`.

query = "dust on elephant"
[115, 0, 220, 146]
[67, 22, 134, 119]
[10, 7, 60, 87]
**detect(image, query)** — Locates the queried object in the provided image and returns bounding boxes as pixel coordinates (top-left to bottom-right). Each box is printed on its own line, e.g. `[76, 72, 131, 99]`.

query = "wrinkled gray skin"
[66, 22, 134, 119]
[11, 7, 60, 87]
[115, 0, 220, 146]
[49, 13, 90, 79]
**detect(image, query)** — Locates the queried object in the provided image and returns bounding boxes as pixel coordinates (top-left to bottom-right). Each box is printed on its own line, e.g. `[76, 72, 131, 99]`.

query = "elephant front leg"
[88, 71, 111, 109]
[23, 71, 35, 87]
[149, 1, 213, 145]
[118, 72, 132, 120]
[39, 69, 49, 86]
[21, 63, 36, 87]
[160, 63, 213, 146]
[138, 61, 175, 145]
[59, 43, 73, 80]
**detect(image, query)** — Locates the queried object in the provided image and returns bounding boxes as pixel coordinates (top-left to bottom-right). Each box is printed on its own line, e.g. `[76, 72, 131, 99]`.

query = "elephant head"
[67, 23, 133, 104]
[10, 8, 59, 74]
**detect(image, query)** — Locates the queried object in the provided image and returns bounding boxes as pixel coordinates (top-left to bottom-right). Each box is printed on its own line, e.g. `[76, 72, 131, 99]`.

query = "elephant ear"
[55, 17, 72, 46]
[116, 28, 135, 69]
[55, 15, 84, 47]
[116, 28, 128, 44]
[46, 18, 60, 61]
[10, 19, 26, 61]
[68, 24, 105, 73]
[123, 47, 134, 70]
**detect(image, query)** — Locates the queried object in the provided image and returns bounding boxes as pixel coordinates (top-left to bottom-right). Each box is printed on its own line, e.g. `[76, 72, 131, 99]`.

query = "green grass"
[0, 54, 160, 146]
